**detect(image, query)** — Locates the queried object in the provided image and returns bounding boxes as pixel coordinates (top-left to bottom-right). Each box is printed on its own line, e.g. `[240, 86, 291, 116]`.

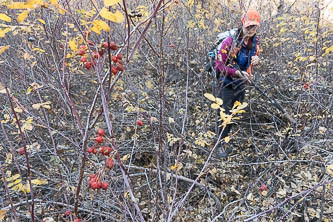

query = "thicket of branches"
[0, 0, 332, 221]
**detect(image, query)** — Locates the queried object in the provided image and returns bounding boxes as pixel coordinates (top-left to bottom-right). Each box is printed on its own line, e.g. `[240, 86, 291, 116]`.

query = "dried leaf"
[215, 98, 223, 105]
[224, 136, 230, 143]
[0, 45, 9, 55]
[121, 154, 130, 161]
[100, 8, 124, 23]
[0, 13, 11, 22]
[204, 93, 215, 102]
[38, 18, 46, 24]
[68, 39, 77, 51]
[327, 164, 333, 176]
[211, 103, 220, 109]
[0, 209, 7, 220]
[31, 179, 48, 185]
[104, 0, 121, 7]
[90, 20, 110, 34]
[6, 174, 20, 182]
[17, 10, 30, 23]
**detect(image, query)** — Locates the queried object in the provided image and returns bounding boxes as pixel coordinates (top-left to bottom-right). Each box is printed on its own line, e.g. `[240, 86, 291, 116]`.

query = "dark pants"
[216, 83, 245, 141]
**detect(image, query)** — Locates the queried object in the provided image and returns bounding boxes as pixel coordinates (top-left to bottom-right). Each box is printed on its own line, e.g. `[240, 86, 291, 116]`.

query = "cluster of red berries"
[111, 53, 124, 75]
[88, 174, 109, 190]
[87, 129, 114, 156]
[76, 40, 124, 74]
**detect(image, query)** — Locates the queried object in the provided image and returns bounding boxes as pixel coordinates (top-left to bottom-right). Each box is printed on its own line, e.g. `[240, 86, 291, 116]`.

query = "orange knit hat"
[241, 10, 260, 27]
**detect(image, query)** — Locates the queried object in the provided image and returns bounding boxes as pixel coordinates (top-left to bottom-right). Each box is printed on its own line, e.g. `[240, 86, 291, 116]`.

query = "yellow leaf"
[309, 56, 316, 62]
[215, 98, 223, 105]
[31, 179, 48, 185]
[90, 20, 110, 34]
[224, 136, 230, 143]
[121, 154, 130, 161]
[170, 163, 183, 171]
[22, 183, 31, 193]
[32, 103, 41, 110]
[232, 100, 241, 109]
[14, 107, 23, 113]
[32, 48, 45, 53]
[188, 0, 194, 7]
[57, 6, 66, 15]
[104, 0, 121, 7]
[0, 14, 11, 22]
[0, 45, 9, 55]
[5, 153, 12, 164]
[100, 8, 124, 23]
[50, 0, 58, 4]
[204, 93, 215, 102]
[11, 183, 23, 192]
[0, 28, 12, 38]
[6, 174, 20, 182]
[211, 103, 220, 109]
[26, 82, 43, 94]
[7, 2, 35, 9]
[327, 164, 333, 176]
[17, 10, 30, 23]
[68, 39, 77, 51]
[38, 19, 46, 24]
[146, 80, 153, 89]
[0, 209, 7, 220]
[8, 179, 22, 188]
[32, 101, 51, 110]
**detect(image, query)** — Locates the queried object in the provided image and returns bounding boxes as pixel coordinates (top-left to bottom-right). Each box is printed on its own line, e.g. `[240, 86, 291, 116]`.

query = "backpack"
[205, 28, 238, 75]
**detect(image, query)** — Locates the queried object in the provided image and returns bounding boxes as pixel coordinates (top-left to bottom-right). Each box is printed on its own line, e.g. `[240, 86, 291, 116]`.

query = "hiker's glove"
[251, 56, 260, 65]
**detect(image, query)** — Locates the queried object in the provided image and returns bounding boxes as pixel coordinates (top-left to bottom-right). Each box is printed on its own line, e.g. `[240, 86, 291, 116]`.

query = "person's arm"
[215, 37, 238, 78]
[247, 36, 260, 76]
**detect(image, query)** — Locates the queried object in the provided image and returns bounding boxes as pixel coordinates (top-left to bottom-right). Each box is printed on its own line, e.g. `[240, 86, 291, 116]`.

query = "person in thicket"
[215, 10, 261, 158]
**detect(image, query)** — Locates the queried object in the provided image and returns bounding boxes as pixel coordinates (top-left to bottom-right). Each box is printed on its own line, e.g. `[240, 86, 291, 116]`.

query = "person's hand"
[251, 55, 260, 65]
[236, 70, 251, 82]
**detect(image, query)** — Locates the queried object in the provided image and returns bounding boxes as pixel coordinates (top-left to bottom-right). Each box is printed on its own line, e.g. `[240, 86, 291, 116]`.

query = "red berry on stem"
[77, 49, 85, 56]
[103, 147, 112, 156]
[88, 147, 94, 153]
[110, 42, 118, 50]
[88, 40, 94, 46]
[93, 52, 99, 59]
[64, 210, 71, 216]
[101, 181, 108, 190]
[106, 157, 114, 169]
[19, 147, 25, 155]
[112, 56, 118, 63]
[99, 49, 104, 56]
[97, 129, 104, 136]
[85, 62, 92, 70]
[96, 136, 103, 143]
[117, 65, 124, 72]
[74, 218, 80, 222]
[90, 174, 96, 179]
[137, 119, 143, 126]
[111, 66, 118, 75]
[99, 146, 105, 154]
[80, 57, 87, 62]
[116, 53, 123, 60]
[103, 42, 109, 49]
[260, 184, 267, 192]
